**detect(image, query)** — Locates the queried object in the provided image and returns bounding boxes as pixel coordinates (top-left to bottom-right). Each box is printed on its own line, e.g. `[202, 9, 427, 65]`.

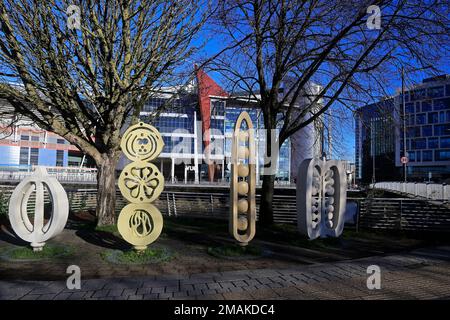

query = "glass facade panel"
[162, 136, 194, 154]
[405, 103, 414, 114]
[441, 137, 450, 148]
[152, 116, 194, 133]
[428, 137, 439, 149]
[19, 147, 28, 165]
[210, 118, 224, 131]
[427, 86, 444, 98]
[435, 150, 450, 161]
[421, 100, 432, 112]
[30, 148, 39, 165]
[410, 88, 427, 101]
[422, 150, 432, 161]
[422, 125, 432, 137]
[434, 98, 450, 111]
[411, 138, 426, 150]
[56, 150, 64, 167]
[211, 100, 225, 116]
[407, 127, 421, 137]
[428, 112, 438, 124]
[434, 124, 450, 136]
[416, 113, 426, 125]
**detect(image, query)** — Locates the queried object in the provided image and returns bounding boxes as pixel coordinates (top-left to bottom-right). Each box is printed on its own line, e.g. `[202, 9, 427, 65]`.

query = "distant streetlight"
[371, 118, 376, 184]
[401, 65, 433, 183]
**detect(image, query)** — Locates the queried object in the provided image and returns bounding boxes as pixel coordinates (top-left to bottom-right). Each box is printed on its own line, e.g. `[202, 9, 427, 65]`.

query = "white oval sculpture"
[229, 111, 256, 246]
[297, 158, 347, 239]
[8, 166, 69, 251]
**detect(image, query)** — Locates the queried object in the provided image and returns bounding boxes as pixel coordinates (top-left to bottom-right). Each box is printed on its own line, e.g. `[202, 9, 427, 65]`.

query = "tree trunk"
[259, 174, 275, 226]
[96, 154, 119, 226]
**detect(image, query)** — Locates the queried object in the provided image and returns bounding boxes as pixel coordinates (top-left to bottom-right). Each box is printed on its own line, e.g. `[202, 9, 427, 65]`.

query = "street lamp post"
[371, 119, 376, 184]
[401, 67, 407, 182]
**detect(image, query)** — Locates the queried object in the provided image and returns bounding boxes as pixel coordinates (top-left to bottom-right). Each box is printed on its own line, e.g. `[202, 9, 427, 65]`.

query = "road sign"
[401, 156, 409, 164]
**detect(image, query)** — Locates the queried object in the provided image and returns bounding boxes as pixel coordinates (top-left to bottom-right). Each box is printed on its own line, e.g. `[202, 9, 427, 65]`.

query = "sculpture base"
[133, 245, 147, 252]
[237, 241, 248, 247]
[31, 242, 45, 252]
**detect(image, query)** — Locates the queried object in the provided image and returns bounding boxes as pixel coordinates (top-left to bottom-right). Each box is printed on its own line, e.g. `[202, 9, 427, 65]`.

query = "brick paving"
[1, 246, 449, 300]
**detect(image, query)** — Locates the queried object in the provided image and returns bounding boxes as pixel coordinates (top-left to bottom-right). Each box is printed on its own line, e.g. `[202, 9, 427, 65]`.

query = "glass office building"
[1, 69, 320, 185]
[133, 93, 292, 184]
[355, 75, 450, 183]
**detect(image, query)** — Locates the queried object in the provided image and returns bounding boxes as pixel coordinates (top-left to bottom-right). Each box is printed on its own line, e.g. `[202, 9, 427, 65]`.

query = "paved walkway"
[1, 246, 450, 300]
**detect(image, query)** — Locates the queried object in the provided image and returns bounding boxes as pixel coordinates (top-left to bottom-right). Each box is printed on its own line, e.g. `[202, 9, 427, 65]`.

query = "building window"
[30, 148, 39, 165]
[411, 138, 426, 150]
[421, 100, 432, 112]
[422, 126, 433, 137]
[410, 89, 427, 101]
[20, 135, 29, 141]
[31, 136, 40, 142]
[19, 147, 29, 165]
[428, 137, 439, 149]
[416, 113, 426, 125]
[434, 98, 450, 111]
[427, 86, 444, 98]
[441, 137, 450, 148]
[434, 124, 450, 136]
[428, 112, 439, 124]
[211, 100, 225, 117]
[143, 97, 168, 112]
[435, 150, 450, 161]
[422, 150, 433, 161]
[57, 138, 65, 144]
[407, 127, 421, 138]
[56, 150, 64, 167]
[405, 103, 415, 114]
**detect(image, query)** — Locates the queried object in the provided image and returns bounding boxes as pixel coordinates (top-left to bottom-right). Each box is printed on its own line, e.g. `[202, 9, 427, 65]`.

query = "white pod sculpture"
[297, 158, 347, 239]
[8, 166, 69, 251]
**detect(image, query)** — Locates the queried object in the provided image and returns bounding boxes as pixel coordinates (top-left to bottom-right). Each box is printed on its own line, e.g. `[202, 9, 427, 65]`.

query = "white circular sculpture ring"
[8, 167, 69, 251]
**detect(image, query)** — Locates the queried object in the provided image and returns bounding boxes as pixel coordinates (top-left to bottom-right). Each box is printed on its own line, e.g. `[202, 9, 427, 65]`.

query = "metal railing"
[0, 184, 449, 232]
[0, 166, 297, 187]
[371, 181, 449, 201]
[0, 166, 97, 183]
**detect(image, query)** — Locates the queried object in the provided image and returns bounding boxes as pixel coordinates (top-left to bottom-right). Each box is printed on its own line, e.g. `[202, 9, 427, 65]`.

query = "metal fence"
[0, 166, 97, 184]
[0, 166, 296, 187]
[1, 185, 449, 232]
[359, 197, 450, 232]
[372, 182, 450, 202]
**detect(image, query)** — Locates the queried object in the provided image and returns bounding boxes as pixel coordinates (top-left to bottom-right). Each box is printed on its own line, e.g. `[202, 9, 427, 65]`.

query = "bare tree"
[211, 0, 449, 225]
[0, 0, 209, 225]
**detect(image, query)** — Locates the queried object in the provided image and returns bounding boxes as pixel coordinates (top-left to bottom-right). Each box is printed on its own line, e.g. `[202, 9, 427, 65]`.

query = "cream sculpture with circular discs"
[229, 111, 256, 246]
[118, 122, 165, 251]
[8, 166, 69, 251]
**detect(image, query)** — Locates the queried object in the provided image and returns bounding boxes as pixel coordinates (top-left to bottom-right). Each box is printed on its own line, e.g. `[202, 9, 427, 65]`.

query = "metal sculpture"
[8, 166, 69, 251]
[118, 122, 164, 251]
[229, 111, 256, 246]
[296, 158, 347, 239]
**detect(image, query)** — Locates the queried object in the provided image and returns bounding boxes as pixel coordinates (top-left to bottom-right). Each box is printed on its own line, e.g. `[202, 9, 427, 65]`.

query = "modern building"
[1, 69, 325, 184]
[355, 74, 450, 183]
[0, 116, 93, 170]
